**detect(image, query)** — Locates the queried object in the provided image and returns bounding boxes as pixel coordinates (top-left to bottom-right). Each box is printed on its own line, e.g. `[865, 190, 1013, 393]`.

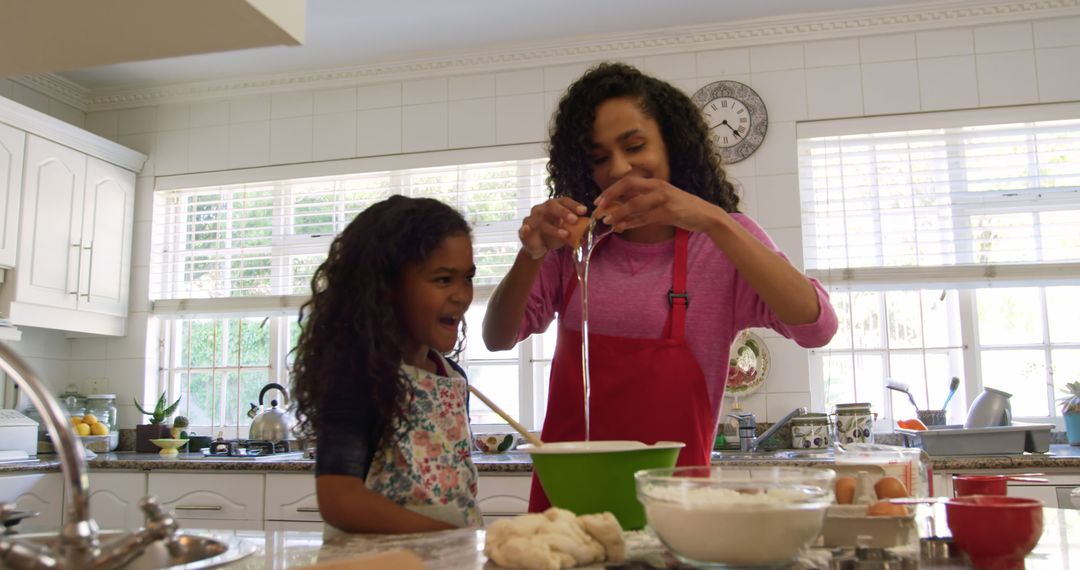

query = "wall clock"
[690, 80, 768, 164]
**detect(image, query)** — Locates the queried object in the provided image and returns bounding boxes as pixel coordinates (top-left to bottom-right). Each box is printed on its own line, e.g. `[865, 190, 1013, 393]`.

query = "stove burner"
[205, 439, 294, 457]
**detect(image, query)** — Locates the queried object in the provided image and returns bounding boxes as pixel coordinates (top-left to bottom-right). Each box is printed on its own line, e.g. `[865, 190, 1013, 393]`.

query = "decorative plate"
[724, 331, 770, 398]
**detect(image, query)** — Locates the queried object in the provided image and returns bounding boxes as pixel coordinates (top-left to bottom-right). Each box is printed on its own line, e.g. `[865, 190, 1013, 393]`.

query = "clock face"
[691, 81, 768, 164]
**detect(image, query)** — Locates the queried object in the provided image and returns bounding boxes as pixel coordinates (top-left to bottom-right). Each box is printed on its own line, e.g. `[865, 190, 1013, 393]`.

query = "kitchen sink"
[14, 530, 257, 569]
[711, 448, 836, 462]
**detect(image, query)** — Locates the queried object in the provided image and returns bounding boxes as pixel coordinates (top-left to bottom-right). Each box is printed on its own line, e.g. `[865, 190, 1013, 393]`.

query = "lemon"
[75, 423, 91, 436]
[70, 417, 82, 426]
[82, 414, 98, 426]
[90, 422, 109, 436]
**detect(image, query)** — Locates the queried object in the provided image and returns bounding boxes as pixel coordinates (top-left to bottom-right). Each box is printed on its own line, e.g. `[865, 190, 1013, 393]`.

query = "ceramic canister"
[834, 403, 874, 444]
[790, 413, 831, 449]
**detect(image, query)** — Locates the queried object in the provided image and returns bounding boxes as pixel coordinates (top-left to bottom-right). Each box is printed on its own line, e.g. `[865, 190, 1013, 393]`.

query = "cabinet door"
[88, 472, 147, 530]
[0, 473, 64, 533]
[80, 157, 133, 316]
[18, 135, 85, 310]
[0, 122, 24, 268]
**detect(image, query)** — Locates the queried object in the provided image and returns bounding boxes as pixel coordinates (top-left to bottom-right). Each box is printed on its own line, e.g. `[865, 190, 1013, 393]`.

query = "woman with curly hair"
[482, 62, 838, 512]
[292, 195, 479, 533]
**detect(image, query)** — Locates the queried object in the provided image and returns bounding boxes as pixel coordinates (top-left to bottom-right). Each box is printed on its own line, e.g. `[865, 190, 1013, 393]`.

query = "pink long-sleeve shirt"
[516, 213, 839, 422]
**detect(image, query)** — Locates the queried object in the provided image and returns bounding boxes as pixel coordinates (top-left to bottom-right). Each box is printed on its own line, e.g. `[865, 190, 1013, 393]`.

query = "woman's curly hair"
[547, 62, 740, 213]
[291, 195, 471, 441]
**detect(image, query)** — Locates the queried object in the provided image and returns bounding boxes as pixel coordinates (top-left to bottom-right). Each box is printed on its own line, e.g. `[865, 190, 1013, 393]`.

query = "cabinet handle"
[174, 505, 223, 511]
[296, 507, 320, 513]
[81, 240, 94, 301]
[69, 242, 82, 295]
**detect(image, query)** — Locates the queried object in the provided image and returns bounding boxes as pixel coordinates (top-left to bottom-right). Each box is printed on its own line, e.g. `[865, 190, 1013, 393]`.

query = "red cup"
[945, 495, 1043, 570]
[953, 475, 1008, 496]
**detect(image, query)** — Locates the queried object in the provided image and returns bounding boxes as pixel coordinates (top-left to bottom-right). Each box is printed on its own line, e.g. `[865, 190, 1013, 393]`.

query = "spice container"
[791, 413, 831, 449]
[834, 403, 874, 444]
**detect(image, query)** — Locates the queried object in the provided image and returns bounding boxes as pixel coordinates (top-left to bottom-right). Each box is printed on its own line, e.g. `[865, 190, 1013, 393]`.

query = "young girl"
[292, 195, 480, 533]
[482, 63, 839, 512]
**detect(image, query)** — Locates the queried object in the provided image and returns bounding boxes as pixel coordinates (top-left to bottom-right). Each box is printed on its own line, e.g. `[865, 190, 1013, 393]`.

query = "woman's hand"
[519, 197, 588, 259]
[593, 176, 720, 233]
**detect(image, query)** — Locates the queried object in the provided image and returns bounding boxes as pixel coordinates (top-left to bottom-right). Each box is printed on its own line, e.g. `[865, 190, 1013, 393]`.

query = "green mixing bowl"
[519, 440, 685, 530]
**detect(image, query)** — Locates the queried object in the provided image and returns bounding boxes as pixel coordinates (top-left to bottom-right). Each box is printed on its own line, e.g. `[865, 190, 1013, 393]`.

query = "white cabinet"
[477, 474, 531, 525]
[0, 122, 24, 268]
[0, 97, 145, 336]
[148, 472, 264, 530]
[88, 471, 147, 530]
[0, 472, 64, 533]
[265, 473, 322, 531]
[9, 135, 134, 325]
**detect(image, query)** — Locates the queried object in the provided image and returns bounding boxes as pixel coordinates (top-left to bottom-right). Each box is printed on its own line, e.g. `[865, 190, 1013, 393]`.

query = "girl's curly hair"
[547, 62, 740, 213]
[291, 195, 471, 441]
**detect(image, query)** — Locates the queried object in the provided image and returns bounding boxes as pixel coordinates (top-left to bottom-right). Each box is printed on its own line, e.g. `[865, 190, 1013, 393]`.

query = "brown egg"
[564, 216, 591, 248]
[866, 501, 909, 517]
[835, 476, 856, 505]
[874, 476, 909, 499]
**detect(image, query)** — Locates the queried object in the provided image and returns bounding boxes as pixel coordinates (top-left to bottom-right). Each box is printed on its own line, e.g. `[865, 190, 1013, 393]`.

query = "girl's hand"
[519, 197, 588, 259]
[593, 176, 719, 233]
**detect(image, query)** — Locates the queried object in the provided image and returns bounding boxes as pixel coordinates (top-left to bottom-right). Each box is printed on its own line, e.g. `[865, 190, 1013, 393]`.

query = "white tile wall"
[976, 51, 1039, 106]
[313, 88, 357, 114]
[450, 74, 495, 100]
[1036, 47, 1080, 102]
[861, 60, 921, 114]
[403, 102, 448, 152]
[356, 108, 402, 156]
[496, 69, 543, 96]
[804, 39, 861, 68]
[806, 65, 863, 119]
[918, 56, 979, 111]
[228, 121, 271, 168]
[313, 111, 358, 160]
[9, 13, 1079, 424]
[861, 33, 917, 63]
[449, 98, 496, 148]
[974, 23, 1032, 53]
[270, 116, 314, 164]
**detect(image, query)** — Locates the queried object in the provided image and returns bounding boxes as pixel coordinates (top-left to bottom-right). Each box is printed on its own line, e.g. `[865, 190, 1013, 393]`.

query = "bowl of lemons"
[70, 414, 117, 452]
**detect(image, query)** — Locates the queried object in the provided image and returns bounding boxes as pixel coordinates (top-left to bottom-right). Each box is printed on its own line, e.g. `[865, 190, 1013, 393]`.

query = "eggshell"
[874, 476, 908, 499]
[835, 476, 856, 505]
[866, 501, 909, 517]
[565, 216, 591, 248]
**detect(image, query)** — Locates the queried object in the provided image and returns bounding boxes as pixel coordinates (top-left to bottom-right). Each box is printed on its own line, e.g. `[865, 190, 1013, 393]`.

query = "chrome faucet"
[0, 342, 185, 569]
[729, 407, 808, 452]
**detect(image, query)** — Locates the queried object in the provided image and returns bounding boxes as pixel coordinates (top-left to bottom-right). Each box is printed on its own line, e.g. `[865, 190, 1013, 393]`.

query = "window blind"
[798, 117, 1080, 290]
[151, 159, 549, 309]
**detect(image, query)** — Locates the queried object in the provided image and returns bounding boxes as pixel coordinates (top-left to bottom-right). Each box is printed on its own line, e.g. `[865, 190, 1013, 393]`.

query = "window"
[152, 157, 553, 438]
[798, 105, 1080, 426]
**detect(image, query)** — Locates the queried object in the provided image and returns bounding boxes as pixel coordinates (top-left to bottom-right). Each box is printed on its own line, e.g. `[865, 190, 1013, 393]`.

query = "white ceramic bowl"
[635, 466, 835, 568]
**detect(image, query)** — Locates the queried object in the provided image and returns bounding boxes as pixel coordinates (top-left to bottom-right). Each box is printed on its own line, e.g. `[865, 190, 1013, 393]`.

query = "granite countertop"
[1, 445, 1077, 475]
[182, 507, 1080, 568]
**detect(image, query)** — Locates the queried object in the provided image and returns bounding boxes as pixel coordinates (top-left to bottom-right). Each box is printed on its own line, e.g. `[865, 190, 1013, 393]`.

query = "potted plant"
[134, 391, 181, 452]
[1060, 380, 1080, 446]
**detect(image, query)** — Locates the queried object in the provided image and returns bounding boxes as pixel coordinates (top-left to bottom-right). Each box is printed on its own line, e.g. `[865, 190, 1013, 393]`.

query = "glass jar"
[833, 402, 874, 444]
[790, 412, 831, 449]
[84, 394, 118, 434]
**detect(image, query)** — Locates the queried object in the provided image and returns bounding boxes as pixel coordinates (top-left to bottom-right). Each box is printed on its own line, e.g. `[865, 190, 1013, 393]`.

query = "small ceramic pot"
[473, 433, 519, 454]
[953, 475, 1008, 496]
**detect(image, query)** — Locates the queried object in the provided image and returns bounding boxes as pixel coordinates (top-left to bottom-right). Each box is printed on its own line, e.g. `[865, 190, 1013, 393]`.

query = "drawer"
[477, 475, 530, 516]
[265, 473, 321, 522]
[148, 473, 264, 522]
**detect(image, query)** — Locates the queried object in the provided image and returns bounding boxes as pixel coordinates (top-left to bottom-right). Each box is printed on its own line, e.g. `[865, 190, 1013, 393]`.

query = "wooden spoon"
[467, 384, 543, 447]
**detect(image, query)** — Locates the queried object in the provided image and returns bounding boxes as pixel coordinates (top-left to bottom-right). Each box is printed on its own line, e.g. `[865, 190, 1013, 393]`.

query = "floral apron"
[364, 354, 481, 528]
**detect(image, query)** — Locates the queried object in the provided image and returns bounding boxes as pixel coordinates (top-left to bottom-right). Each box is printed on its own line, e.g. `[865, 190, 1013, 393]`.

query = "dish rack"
[895, 422, 1052, 456]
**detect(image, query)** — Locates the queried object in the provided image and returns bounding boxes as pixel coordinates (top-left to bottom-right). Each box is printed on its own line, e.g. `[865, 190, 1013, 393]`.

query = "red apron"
[528, 228, 713, 512]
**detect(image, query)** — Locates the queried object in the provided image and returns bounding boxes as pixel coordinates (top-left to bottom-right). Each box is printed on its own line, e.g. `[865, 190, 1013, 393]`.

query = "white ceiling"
[57, 0, 940, 91]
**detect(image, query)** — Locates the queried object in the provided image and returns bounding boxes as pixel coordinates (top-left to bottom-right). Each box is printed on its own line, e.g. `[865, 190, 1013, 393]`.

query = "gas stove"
[199, 439, 307, 461]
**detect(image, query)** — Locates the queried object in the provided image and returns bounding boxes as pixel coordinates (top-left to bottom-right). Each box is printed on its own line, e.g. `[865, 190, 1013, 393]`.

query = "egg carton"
[822, 504, 918, 548]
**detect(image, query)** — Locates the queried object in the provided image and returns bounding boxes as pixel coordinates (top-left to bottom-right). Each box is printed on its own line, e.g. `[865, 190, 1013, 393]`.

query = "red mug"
[953, 475, 1007, 496]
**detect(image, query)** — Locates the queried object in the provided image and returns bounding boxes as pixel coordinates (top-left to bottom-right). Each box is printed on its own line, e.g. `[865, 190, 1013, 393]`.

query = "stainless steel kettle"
[248, 382, 293, 442]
